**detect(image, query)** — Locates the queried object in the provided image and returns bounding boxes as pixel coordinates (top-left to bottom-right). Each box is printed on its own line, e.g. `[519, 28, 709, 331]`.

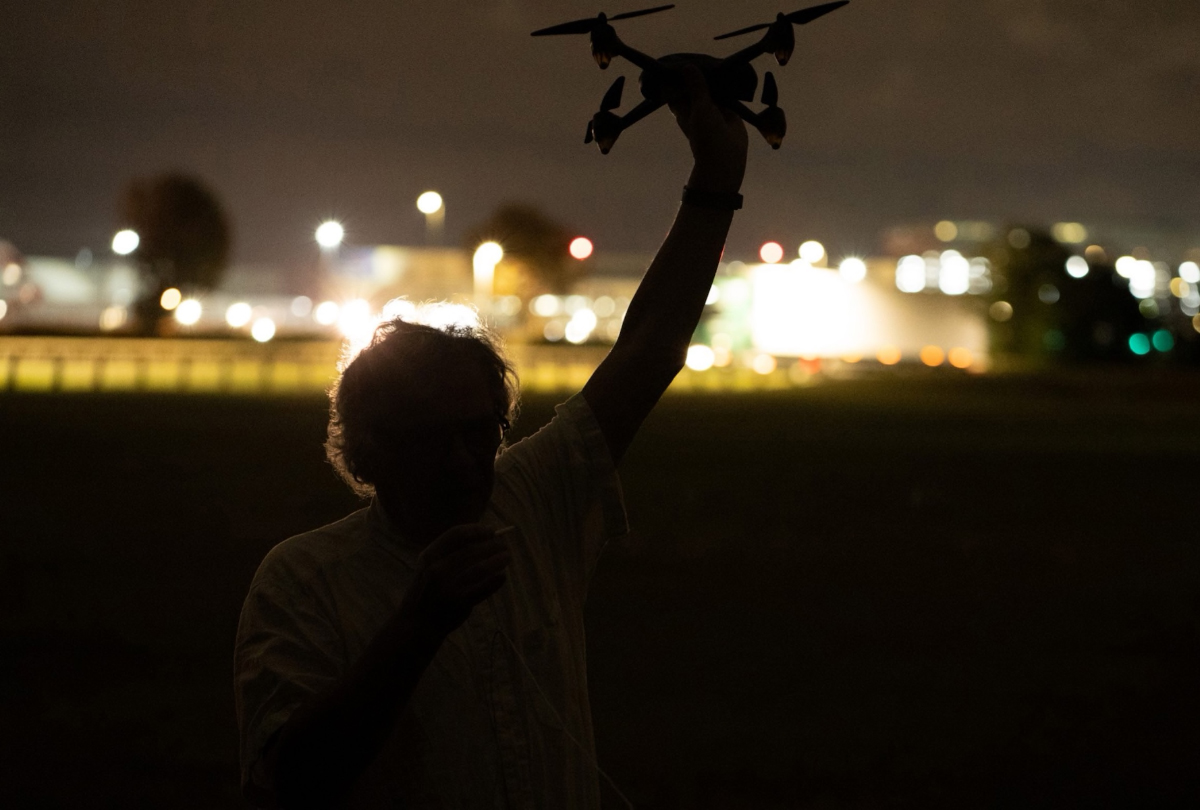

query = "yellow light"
[160, 287, 182, 310]
[569, 237, 594, 260]
[174, 298, 202, 326]
[877, 346, 902, 365]
[799, 240, 825, 264]
[713, 346, 733, 367]
[685, 344, 716, 371]
[920, 345, 945, 366]
[990, 301, 1014, 322]
[935, 221, 958, 242]
[1194, 314, 1200, 334]
[112, 229, 140, 255]
[251, 317, 276, 342]
[759, 242, 784, 264]
[948, 347, 973, 369]
[225, 302, 252, 328]
[314, 300, 339, 325]
[0, 300, 8, 322]
[1170, 278, 1190, 299]
[98, 305, 127, 331]
[1052, 222, 1088, 244]
[838, 257, 867, 283]
[474, 241, 503, 267]
[841, 352, 862, 364]
[3, 262, 22, 285]
[382, 297, 418, 321]
[416, 191, 443, 215]
[532, 294, 560, 317]
[751, 353, 777, 375]
[315, 220, 344, 248]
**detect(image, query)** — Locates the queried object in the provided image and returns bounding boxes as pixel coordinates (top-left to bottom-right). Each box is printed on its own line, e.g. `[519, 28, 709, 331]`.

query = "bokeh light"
[759, 242, 784, 264]
[990, 301, 1014, 322]
[1066, 256, 1089, 278]
[938, 251, 970, 295]
[569, 237, 594, 260]
[98, 305, 126, 331]
[225, 302, 252, 328]
[935, 220, 958, 242]
[1152, 330, 1174, 352]
[251, 317, 276, 342]
[896, 255, 926, 293]
[314, 300, 339, 325]
[1180, 261, 1200, 284]
[1052, 222, 1088, 244]
[877, 346, 902, 365]
[315, 221, 345, 249]
[174, 299, 202, 326]
[798, 240, 825, 264]
[920, 346, 945, 366]
[3, 262, 22, 286]
[416, 191, 443, 215]
[160, 288, 182, 311]
[111, 229, 139, 255]
[948, 347, 973, 369]
[838, 257, 867, 284]
[1128, 333, 1151, 355]
[705, 285, 720, 305]
[751, 353, 777, 375]
[291, 296, 313, 317]
[685, 344, 716, 371]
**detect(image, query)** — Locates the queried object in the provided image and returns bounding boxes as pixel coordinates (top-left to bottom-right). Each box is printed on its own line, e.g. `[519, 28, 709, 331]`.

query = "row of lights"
[683, 344, 978, 373]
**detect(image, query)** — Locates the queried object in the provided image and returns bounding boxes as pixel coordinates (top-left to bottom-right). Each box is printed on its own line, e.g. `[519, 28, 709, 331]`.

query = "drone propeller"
[531, 4, 674, 36]
[713, 0, 848, 40]
[586, 76, 626, 145]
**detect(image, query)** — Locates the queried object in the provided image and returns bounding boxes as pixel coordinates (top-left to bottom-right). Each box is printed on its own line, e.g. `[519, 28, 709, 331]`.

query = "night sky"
[3, 0, 1199, 270]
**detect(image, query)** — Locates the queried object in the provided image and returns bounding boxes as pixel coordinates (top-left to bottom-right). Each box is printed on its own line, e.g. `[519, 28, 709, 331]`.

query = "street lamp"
[417, 191, 444, 245]
[315, 220, 344, 250]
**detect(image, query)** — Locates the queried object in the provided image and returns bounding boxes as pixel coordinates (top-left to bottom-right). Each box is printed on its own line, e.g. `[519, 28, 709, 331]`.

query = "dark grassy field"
[2, 372, 1198, 808]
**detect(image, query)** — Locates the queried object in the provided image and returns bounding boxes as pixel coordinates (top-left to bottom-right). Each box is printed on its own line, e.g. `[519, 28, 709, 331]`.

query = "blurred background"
[2, 0, 1198, 806]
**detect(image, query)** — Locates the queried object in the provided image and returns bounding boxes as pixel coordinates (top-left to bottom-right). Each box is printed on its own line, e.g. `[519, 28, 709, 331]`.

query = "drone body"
[531, 1, 849, 153]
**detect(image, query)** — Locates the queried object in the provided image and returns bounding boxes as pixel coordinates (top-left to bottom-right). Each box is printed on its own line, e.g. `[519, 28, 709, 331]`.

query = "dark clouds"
[2, 0, 1198, 268]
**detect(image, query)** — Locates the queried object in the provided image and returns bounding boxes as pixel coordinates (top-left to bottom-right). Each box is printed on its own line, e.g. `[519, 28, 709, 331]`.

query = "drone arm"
[727, 100, 763, 129]
[618, 98, 665, 131]
[614, 40, 661, 72]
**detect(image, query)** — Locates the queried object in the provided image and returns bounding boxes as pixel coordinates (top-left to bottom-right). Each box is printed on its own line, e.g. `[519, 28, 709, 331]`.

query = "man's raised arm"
[583, 66, 750, 464]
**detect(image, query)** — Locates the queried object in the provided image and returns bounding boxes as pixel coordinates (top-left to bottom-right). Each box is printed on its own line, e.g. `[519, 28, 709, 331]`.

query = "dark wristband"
[681, 185, 743, 211]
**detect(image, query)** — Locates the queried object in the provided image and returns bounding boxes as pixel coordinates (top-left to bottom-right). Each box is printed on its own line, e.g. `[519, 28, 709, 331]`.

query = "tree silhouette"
[119, 173, 231, 334]
[464, 203, 579, 295]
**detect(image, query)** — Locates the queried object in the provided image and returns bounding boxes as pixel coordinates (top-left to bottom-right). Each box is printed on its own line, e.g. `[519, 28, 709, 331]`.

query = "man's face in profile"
[371, 358, 507, 543]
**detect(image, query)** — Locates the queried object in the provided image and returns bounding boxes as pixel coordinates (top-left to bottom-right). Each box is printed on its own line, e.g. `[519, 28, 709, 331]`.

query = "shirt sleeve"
[233, 565, 345, 804]
[493, 392, 629, 599]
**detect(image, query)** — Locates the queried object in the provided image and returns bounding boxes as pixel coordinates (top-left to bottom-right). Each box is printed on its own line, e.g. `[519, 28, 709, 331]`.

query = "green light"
[1152, 330, 1175, 352]
[1043, 330, 1066, 351]
[1128, 333, 1151, 355]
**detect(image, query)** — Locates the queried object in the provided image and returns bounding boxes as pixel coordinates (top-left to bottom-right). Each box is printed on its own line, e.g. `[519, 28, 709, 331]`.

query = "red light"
[569, 237, 594, 260]
[759, 241, 784, 264]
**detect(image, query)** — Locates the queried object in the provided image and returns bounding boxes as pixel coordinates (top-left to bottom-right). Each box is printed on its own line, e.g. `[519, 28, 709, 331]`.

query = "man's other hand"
[667, 64, 748, 194]
[406, 524, 511, 639]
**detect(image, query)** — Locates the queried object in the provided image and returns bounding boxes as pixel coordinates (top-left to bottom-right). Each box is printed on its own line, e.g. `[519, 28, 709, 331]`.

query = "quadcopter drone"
[531, 1, 849, 154]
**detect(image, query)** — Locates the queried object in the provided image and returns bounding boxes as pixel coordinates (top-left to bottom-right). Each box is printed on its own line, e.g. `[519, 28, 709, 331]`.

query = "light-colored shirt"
[234, 393, 628, 808]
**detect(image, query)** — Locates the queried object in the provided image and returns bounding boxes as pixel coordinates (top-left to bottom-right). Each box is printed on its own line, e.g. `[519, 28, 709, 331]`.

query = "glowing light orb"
[569, 237, 594, 260]
[685, 344, 716, 371]
[759, 242, 784, 264]
[1052, 222, 1088, 244]
[314, 300, 339, 325]
[920, 345, 945, 367]
[315, 221, 345, 248]
[1115, 256, 1137, 278]
[798, 240, 825, 264]
[291, 296, 313, 317]
[1065, 256, 1089, 278]
[877, 346, 902, 365]
[838, 257, 867, 284]
[416, 191, 443, 215]
[751, 353, 777, 375]
[2, 263, 21, 286]
[990, 301, 1014, 322]
[98, 305, 126, 331]
[935, 221, 958, 242]
[1179, 261, 1200, 284]
[896, 255, 926, 293]
[112, 229, 139, 255]
[532, 295, 560, 317]
[174, 299, 202, 326]
[251, 317, 276, 342]
[473, 241, 503, 267]
[160, 288, 182, 311]
[1128, 333, 1151, 355]
[948, 347, 974, 369]
[225, 302, 252, 328]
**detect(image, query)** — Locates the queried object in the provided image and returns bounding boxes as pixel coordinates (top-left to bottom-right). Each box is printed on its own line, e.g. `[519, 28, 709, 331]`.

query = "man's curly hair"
[325, 317, 520, 497]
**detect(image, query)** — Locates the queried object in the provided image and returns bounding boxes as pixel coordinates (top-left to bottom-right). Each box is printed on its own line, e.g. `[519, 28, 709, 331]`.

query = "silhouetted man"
[234, 67, 748, 808]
